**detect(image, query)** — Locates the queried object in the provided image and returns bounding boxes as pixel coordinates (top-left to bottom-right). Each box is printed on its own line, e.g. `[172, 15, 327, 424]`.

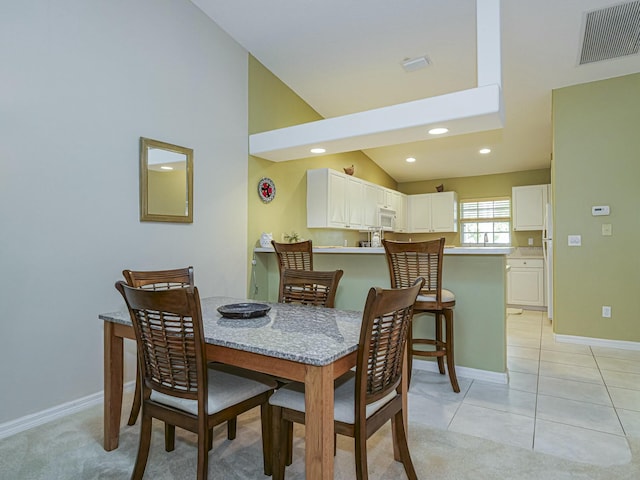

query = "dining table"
[101, 295, 400, 479]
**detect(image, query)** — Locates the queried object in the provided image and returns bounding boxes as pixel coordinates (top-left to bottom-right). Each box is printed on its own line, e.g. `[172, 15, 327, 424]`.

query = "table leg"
[104, 321, 124, 451]
[304, 364, 334, 479]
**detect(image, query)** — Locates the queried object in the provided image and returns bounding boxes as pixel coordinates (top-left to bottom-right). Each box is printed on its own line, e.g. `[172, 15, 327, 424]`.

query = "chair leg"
[271, 406, 287, 480]
[407, 320, 414, 387]
[392, 410, 418, 480]
[208, 428, 213, 451]
[196, 425, 209, 480]
[444, 309, 460, 393]
[164, 423, 175, 452]
[127, 364, 141, 426]
[434, 313, 445, 374]
[227, 417, 237, 440]
[354, 425, 368, 480]
[260, 403, 272, 476]
[285, 422, 293, 466]
[131, 412, 153, 480]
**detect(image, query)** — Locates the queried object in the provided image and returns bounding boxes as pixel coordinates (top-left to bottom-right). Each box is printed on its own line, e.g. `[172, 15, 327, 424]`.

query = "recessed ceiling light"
[479, 148, 491, 154]
[405, 157, 416, 163]
[310, 147, 326, 154]
[428, 127, 448, 135]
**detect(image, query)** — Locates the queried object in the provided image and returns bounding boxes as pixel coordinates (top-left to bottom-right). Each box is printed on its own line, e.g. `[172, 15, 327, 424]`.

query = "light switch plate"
[592, 206, 610, 216]
[602, 224, 612, 236]
[568, 235, 581, 246]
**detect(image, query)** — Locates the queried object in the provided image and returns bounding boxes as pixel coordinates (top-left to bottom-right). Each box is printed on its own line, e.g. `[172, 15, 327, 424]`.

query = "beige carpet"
[1, 396, 639, 479]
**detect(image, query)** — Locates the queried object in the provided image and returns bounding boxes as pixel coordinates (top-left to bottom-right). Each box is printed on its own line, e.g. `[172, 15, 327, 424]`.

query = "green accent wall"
[247, 56, 397, 281]
[552, 73, 640, 342]
[254, 250, 508, 373]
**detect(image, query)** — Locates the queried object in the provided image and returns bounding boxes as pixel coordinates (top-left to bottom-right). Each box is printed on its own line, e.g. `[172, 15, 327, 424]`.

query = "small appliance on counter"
[259, 232, 273, 248]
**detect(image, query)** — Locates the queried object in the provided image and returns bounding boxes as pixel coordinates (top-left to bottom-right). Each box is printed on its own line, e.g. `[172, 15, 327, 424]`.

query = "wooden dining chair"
[278, 268, 344, 307]
[269, 278, 424, 480]
[122, 267, 195, 428]
[115, 282, 277, 480]
[271, 240, 313, 274]
[123, 266, 242, 447]
[382, 238, 459, 392]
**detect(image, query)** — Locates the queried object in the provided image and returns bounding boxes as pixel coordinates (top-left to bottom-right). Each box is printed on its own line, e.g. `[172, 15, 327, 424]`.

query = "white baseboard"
[411, 358, 508, 384]
[555, 334, 640, 351]
[0, 381, 135, 441]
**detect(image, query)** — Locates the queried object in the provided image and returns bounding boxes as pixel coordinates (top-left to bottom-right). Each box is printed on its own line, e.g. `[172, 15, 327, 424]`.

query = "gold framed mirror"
[140, 137, 193, 223]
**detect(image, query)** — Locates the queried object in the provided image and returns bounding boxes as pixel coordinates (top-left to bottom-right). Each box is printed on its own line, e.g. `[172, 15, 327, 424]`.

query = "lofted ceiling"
[190, 0, 640, 183]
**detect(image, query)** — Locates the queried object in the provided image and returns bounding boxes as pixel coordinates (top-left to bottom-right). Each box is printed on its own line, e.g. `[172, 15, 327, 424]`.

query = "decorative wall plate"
[258, 177, 276, 203]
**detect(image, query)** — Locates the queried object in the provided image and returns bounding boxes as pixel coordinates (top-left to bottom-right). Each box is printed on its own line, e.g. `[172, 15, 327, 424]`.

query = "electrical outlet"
[602, 306, 611, 318]
[568, 235, 581, 246]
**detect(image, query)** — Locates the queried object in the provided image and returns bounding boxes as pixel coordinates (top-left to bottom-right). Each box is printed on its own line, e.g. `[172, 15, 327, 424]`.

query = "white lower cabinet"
[507, 258, 545, 306]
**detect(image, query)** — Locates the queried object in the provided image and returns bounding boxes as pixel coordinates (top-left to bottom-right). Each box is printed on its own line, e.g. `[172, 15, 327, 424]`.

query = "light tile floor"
[407, 309, 640, 466]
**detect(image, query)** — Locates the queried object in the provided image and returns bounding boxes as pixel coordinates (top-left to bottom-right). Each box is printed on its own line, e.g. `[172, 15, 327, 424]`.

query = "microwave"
[378, 206, 396, 231]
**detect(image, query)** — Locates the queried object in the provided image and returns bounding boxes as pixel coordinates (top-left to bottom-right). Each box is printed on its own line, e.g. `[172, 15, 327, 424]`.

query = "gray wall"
[0, 0, 249, 424]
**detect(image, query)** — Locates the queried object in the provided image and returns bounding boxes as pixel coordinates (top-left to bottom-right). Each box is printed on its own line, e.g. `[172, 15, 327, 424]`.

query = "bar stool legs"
[410, 309, 459, 393]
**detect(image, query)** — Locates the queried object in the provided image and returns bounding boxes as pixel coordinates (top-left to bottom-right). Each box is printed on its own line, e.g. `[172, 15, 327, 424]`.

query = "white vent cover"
[579, 0, 640, 64]
[401, 55, 431, 72]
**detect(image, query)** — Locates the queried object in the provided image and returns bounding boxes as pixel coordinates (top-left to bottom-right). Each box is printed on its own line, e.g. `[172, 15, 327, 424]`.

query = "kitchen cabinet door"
[512, 184, 549, 231]
[507, 258, 545, 306]
[346, 176, 364, 229]
[431, 192, 458, 232]
[307, 168, 347, 228]
[307, 168, 364, 229]
[363, 183, 381, 228]
[392, 191, 408, 232]
[408, 194, 432, 232]
[407, 192, 458, 233]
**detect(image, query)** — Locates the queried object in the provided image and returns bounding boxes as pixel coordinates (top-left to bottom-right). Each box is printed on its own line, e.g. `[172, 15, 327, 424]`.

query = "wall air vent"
[579, 0, 640, 64]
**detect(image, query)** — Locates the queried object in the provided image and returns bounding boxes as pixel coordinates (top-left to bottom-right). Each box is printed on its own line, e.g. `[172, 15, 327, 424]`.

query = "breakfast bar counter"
[252, 246, 512, 380]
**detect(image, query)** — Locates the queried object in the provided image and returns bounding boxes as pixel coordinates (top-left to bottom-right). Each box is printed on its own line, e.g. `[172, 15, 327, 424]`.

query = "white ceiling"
[190, 0, 640, 183]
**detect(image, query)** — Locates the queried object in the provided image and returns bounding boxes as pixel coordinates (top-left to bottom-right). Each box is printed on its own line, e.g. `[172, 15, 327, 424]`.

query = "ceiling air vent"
[579, 0, 640, 64]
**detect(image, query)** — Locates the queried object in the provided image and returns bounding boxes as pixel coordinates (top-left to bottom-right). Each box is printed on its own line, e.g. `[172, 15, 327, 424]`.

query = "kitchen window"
[460, 198, 511, 245]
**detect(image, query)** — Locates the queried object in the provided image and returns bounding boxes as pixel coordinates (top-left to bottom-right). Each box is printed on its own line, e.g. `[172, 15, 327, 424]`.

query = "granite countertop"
[255, 246, 513, 255]
[100, 296, 362, 366]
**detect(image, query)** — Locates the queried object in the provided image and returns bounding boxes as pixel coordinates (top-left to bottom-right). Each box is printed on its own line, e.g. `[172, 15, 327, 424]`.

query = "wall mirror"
[140, 137, 193, 223]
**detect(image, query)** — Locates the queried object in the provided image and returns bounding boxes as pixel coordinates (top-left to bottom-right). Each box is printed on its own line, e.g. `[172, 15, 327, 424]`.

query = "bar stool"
[382, 238, 459, 392]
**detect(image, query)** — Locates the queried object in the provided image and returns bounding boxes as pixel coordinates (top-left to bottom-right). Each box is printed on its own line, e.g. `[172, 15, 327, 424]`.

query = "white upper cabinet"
[408, 192, 458, 233]
[306, 169, 365, 230]
[512, 184, 549, 231]
[307, 168, 447, 233]
[392, 191, 408, 232]
[363, 183, 381, 228]
[308, 168, 343, 228]
[346, 176, 364, 229]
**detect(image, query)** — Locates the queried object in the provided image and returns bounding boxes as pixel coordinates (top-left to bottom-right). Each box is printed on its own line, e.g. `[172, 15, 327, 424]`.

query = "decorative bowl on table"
[217, 303, 271, 319]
